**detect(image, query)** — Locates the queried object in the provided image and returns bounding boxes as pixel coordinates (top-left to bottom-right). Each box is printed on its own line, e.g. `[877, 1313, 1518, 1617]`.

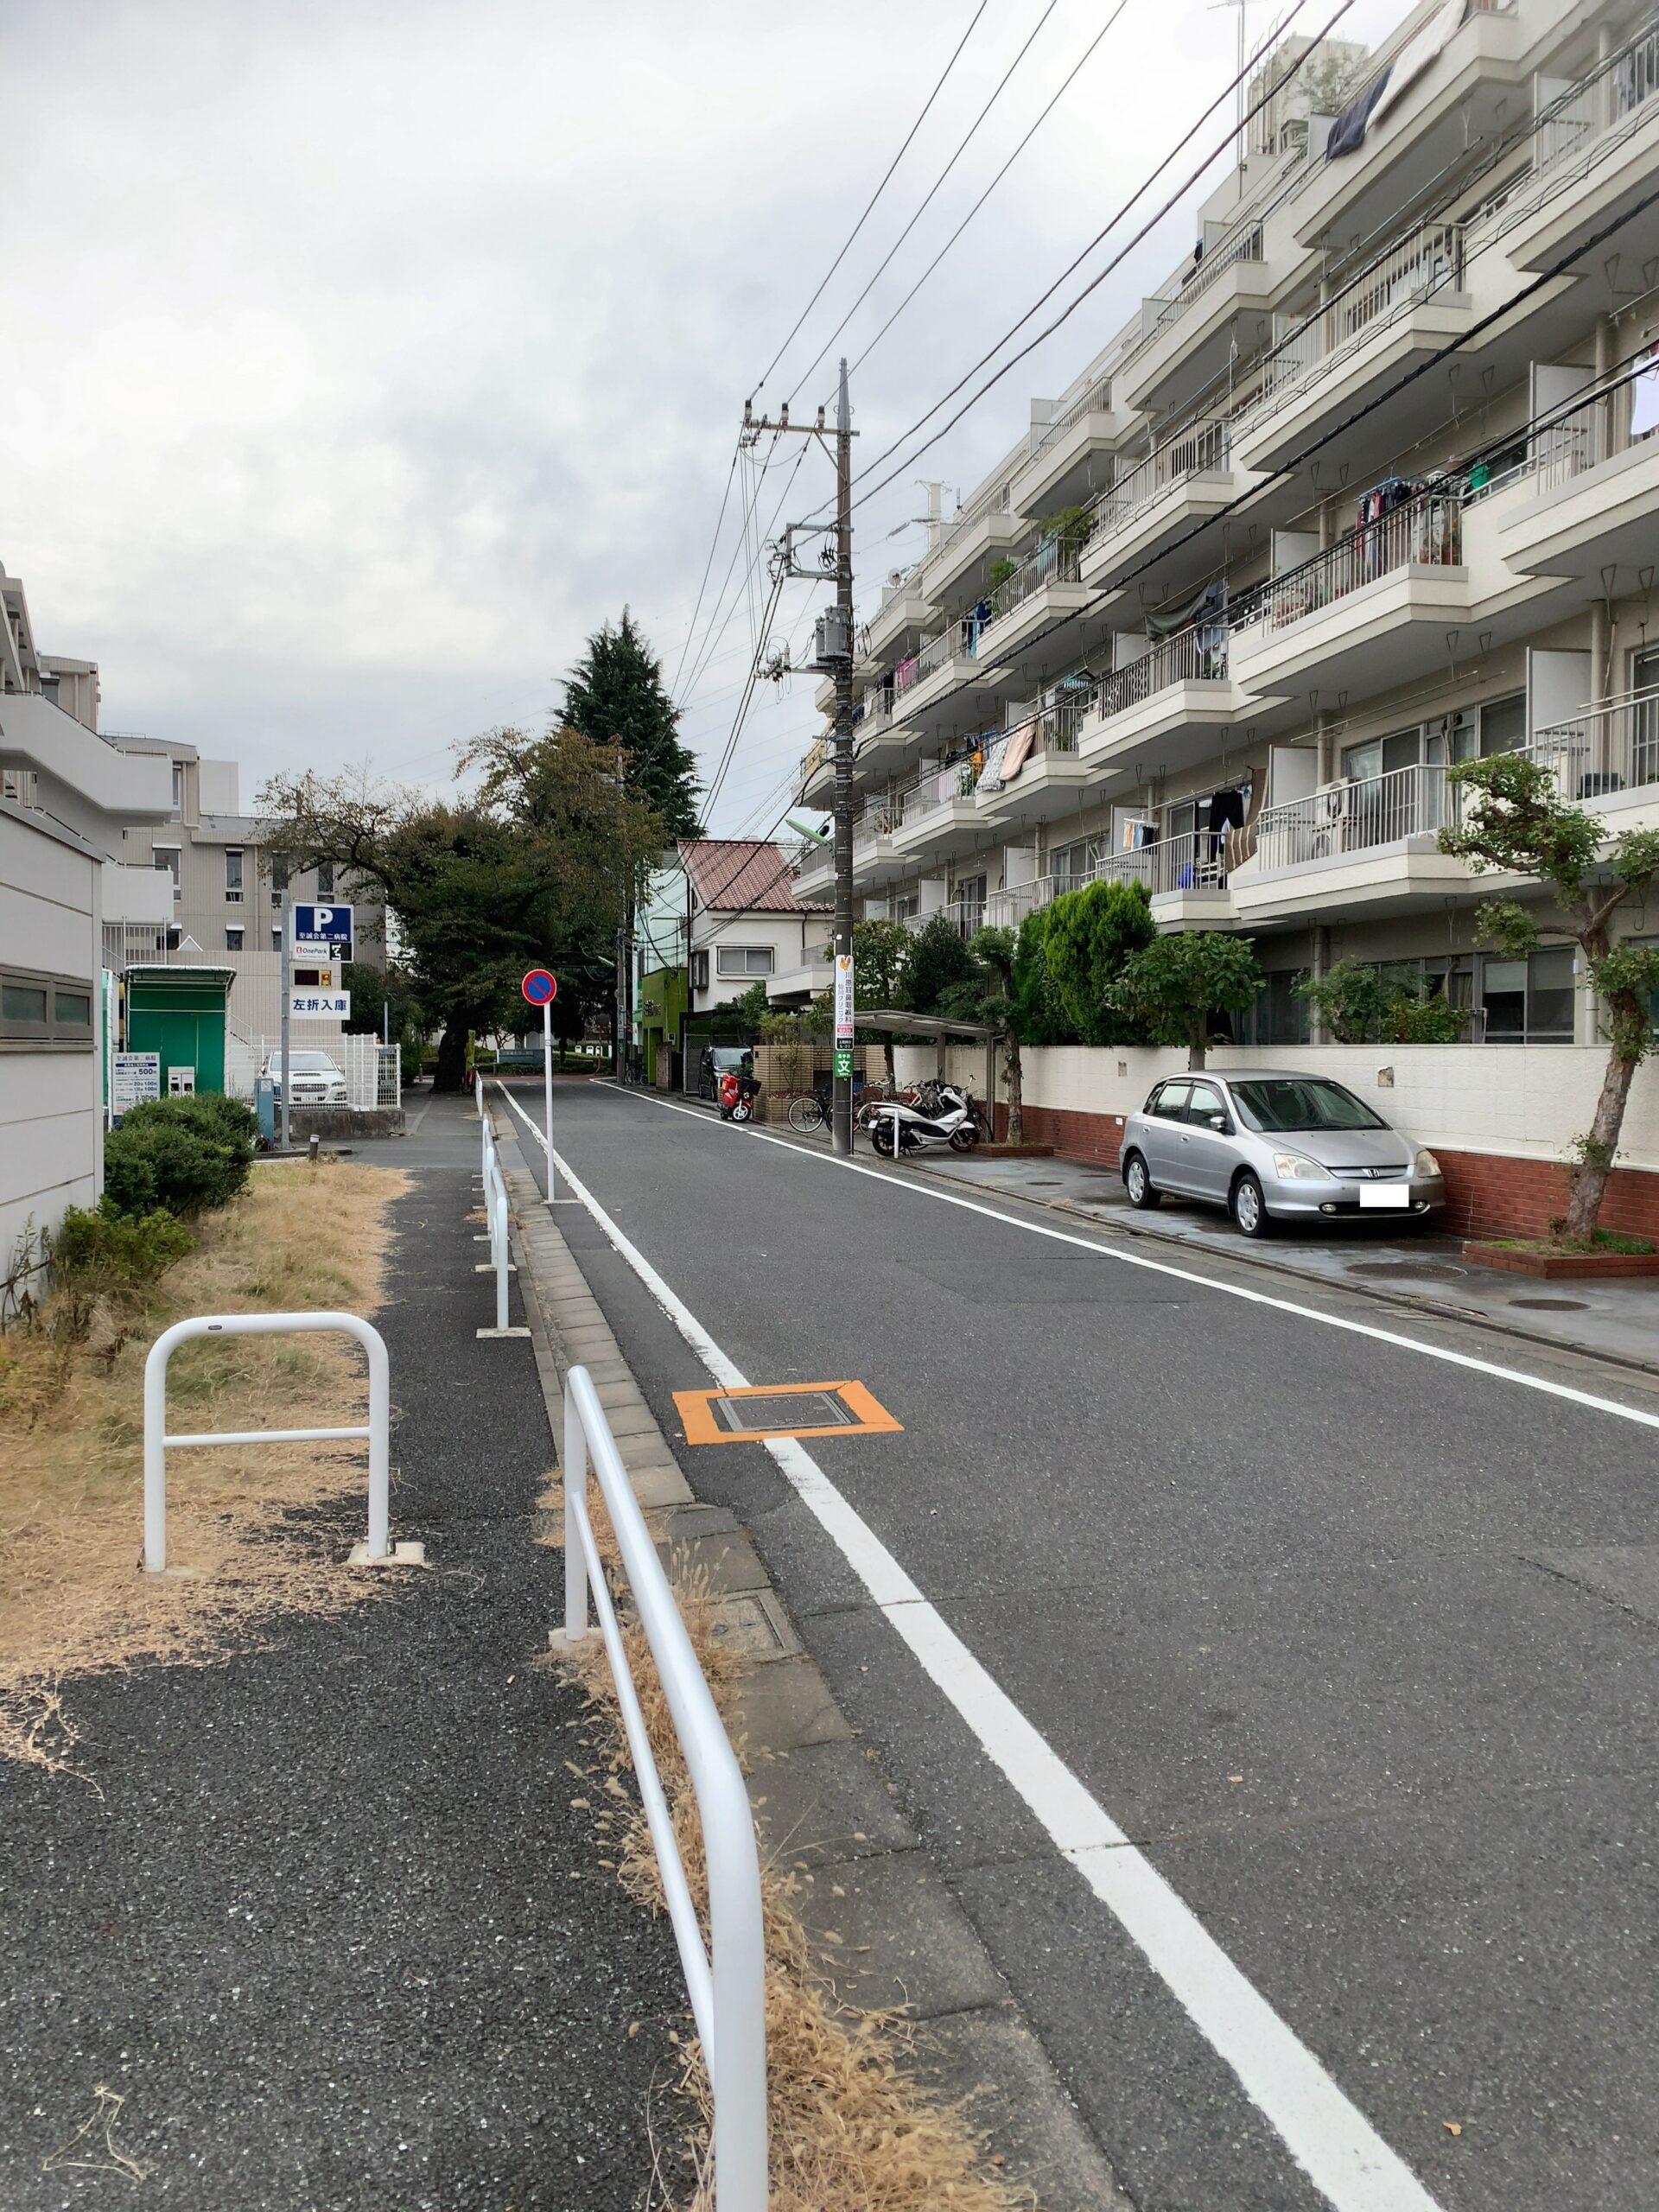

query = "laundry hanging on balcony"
[1371, 0, 1467, 127]
[1145, 575, 1227, 640]
[1326, 67, 1393, 158]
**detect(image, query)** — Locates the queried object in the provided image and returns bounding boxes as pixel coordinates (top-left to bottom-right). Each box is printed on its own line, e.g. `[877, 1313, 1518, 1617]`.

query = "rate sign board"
[111, 1052, 161, 1114]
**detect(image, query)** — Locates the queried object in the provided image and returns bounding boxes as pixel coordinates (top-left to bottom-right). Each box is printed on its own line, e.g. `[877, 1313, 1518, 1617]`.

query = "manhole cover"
[715, 1389, 853, 1432]
[1509, 1296, 1589, 1312]
[1345, 1261, 1469, 1282]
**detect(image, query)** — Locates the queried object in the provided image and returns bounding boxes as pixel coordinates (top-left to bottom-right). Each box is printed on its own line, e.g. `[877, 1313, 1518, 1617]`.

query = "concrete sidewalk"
[1, 1096, 683, 2211]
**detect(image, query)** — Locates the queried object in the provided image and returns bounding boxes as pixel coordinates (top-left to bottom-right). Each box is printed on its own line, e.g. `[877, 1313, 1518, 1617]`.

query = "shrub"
[1043, 880, 1157, 1046]
[105, 1094, 256, 1217]
[900, 913, 979, 1015]
[1387, 991, 1466, 1044]
[54, 1200, 192, 1286]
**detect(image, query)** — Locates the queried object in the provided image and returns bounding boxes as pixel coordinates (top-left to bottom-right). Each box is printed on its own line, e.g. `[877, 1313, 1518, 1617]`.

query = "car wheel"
[1231, 1170, 1274, 1238]
[1122, 1151, 1161, 1210]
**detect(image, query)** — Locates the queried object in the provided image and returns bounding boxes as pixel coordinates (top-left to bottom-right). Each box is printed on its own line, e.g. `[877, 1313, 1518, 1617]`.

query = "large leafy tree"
[1439, 752, 1659, 1240]
[259, 727, 664, 1091]
[562, 609, 702, 836]
[900, 913, 978, 1014]
[1110, 931, 1265, 1069]
[1043, 879, 1157, 1046]
[849, 917, 913, 1083]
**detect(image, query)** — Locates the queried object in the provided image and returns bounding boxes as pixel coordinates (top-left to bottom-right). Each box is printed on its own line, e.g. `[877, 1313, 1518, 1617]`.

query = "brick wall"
[995, 1103, 1659, 1241]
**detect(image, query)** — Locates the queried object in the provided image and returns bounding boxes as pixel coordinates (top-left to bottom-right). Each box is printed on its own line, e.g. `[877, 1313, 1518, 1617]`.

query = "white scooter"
[868, 1083, 982, 1159]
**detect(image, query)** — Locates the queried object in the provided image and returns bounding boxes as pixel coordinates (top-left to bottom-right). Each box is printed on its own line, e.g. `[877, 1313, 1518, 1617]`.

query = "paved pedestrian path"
[1, 1096, 681, 2211]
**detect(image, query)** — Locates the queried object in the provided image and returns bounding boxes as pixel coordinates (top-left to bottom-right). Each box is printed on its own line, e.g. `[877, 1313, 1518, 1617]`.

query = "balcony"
[791, 836, 835, 899]
[890, 763, 988, 862]
[1077, 619, 1255, 776]
[1526, 685, 1659, 814]
[920, 503, 1027, 604]
[1078, 418, 1244, 602]
[1118, 223, 1275, 416]
[1232, 760, 1472, 924]
[1009, 377, 1119, 515]
[968, 538, 1092, 667]
[1230, 490, 1467, 697]
[1494, 366, 1659, 588]
[0, 695, 174, 821]
[1494, 22, 1659, 277]
[863, 575, 935, 664]
[1230, 219, 1471, 475]
[850, 805, 904, 888]
[1096, 833, 1236, 927]
[974, 702, 1093, 826]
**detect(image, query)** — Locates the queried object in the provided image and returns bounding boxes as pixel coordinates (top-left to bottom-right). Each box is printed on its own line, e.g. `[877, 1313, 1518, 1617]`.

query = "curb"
[487, 1109, 1130, 2211]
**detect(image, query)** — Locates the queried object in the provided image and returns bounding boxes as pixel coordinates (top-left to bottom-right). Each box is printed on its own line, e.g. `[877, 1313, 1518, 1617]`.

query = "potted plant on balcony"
[1438, 751, 1659, 1273]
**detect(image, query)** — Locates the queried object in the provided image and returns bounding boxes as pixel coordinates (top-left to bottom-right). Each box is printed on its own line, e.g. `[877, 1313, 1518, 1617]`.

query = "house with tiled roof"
[678, 837, 833, 1016]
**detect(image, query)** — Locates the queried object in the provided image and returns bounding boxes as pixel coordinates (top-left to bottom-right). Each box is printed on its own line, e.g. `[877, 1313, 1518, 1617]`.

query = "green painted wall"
[638, 965, 689, 1084]
[125, 972, 232, 1093]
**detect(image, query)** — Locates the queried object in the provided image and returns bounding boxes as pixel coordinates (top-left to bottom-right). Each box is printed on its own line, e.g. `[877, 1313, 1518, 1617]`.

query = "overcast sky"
[4, 0, 1409, 833]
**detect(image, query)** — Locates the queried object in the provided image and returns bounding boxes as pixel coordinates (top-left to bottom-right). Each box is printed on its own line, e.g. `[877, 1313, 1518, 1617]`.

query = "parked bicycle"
[786, 1083, 891, 1135]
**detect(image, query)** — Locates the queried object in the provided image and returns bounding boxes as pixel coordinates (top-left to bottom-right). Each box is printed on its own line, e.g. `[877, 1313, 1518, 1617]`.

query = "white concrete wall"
[692, 910, 829, 1013]
[894, 1039, 1659, 1170]
[1, 810, 101, 1273]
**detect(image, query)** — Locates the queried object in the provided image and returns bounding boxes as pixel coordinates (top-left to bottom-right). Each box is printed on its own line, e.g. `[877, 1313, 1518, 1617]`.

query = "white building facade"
[790, 0, 1659, 1236]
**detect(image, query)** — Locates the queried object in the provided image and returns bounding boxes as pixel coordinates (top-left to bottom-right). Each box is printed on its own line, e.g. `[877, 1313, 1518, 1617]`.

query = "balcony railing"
[1097, 832, 1230, 897]
[1090, 619, 1230, 725]
[912, 621, 971, 684]
[1525, 683, 1659, 800]
[1255, 761, 1461, 873]
[1088, 418, 1230, 540]
[1134, 223, 1265, 353]
[1245, 491, 1461, 638]
[1029, 376, 1113, 455]
[1535, 19, 1659, 175]
[1256, 219, 1465, 410]
[974, 537, 1082, 648]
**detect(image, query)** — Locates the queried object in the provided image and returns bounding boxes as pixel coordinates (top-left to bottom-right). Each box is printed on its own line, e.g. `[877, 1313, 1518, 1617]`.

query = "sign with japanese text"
[111, 1052, 161, 1113]
[290, 903, 353, 951]
[289, 990, 350, 1020]
[834, 952, 854, 1045]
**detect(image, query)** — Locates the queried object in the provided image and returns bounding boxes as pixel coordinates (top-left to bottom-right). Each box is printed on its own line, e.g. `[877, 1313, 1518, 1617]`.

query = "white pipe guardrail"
[561, 1364, 768, 2208]
[143, 1312, 391, 1574]
[480, 1115, 512, 1333]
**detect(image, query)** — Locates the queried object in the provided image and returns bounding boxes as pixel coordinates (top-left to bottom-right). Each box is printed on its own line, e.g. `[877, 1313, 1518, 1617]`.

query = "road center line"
[495, 1081, 1446, 2212]
[584, 1079, 1659, 1436]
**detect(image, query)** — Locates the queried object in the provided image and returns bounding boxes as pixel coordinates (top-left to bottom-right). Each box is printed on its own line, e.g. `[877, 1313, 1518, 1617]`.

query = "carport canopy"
[853, 1009, 1002, 1120]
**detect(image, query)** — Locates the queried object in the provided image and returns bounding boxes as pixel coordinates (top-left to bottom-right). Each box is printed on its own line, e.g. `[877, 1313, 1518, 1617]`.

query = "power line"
[785, 0, 1064, 407]
[847, 0, 1134, 385]
[749, 1, 989, 404]
[680, 440, 810, 709]
[816, 0, 1340, 524]
[671, 439, 741, 696]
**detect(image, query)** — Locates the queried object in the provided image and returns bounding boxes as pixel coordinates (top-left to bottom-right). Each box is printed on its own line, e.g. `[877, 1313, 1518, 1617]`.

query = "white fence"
[560, 1363, 768, 2208]
[227, 1033, 401, 1111]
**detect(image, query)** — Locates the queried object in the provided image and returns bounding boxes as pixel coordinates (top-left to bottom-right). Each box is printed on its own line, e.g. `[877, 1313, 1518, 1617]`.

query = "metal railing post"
[143, 1312, 392, 1574]
[562, 1389, 589, 1643]
[493, 1178, 510, 1332]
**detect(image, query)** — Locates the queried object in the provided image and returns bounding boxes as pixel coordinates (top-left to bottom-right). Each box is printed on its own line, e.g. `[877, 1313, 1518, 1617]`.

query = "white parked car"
[263, 1049, 348, 1106]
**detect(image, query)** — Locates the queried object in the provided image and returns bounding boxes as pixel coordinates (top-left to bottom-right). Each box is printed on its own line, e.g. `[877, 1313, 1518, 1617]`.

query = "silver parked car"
[1120, 1070, 1445, 1239]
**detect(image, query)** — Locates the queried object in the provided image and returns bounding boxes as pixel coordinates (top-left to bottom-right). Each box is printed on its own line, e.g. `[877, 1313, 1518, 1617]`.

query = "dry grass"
[546, 1480, 1030, 2211]
[0, 1159, 408, 1772]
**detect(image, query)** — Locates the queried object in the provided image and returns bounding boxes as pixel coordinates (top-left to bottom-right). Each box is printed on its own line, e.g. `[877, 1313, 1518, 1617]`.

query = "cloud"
[2, 0, 1409, 823]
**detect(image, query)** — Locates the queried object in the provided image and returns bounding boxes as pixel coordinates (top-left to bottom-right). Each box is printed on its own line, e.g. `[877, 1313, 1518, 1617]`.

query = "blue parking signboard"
[292, 902, 353, 951]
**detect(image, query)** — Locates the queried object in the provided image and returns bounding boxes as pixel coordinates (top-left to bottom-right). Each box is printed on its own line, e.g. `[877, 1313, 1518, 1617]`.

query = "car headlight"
[1414, 1147, 1441, 1178]
[1271, 1150, 1329, 1181]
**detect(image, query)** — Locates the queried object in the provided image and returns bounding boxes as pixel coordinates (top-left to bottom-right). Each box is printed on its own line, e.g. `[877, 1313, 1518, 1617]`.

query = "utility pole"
[740, 359, 857, 1154]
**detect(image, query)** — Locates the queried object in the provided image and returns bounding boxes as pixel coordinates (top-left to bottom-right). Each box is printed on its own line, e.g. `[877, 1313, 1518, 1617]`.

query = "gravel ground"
[0, 1127, 687, 2211]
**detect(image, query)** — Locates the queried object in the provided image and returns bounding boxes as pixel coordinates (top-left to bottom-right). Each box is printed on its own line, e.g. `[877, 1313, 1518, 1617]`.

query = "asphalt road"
[505, 1077, 1659, 2212]
[2, 1104, 686, 2212]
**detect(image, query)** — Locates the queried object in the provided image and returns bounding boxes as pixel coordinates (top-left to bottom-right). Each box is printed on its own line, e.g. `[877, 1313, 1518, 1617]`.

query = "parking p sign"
[291, 903, 353, 952]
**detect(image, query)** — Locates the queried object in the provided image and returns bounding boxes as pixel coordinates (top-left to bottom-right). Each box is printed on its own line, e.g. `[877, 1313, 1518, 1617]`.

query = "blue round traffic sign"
[521, 969, 557, 1007]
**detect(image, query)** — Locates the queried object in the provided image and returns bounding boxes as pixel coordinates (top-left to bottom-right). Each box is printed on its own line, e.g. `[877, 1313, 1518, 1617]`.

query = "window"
[226, 926, 245, 951]
[1478, 692, 1526, 756]
[1148, 1081, 1191, 1119]
[170, 762, 184, 818]
[715, 945, 774, 978]
[0, 965, 96, 1049]
[1185, 1081, 1227, 1126]
[153, 846, 181, 899]
[1053, 835, 1104, 887]
[1237, 969, 1312, 1047]
[1231, 1079, 1387, 1133]
[226, 849, 244, 902]
[1480, 944, 1575, 1042]
[272, 926, 283, 951]
[691, 950, 709, 991]
[315, 861, 334, 897]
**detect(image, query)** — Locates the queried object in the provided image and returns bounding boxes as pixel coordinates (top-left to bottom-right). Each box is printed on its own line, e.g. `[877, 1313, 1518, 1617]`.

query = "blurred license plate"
[1358, 1185, 1410, 1209]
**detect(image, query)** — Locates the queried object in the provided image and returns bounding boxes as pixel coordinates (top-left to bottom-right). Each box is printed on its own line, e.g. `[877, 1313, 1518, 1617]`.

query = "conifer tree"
[562, 609, 702, 836]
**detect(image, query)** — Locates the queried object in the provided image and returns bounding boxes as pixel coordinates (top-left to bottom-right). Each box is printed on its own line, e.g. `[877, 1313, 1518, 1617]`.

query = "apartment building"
[792, 0, 1659, 1076]
[0, 563, 174, 1274]
[111, 743, 385, 1039]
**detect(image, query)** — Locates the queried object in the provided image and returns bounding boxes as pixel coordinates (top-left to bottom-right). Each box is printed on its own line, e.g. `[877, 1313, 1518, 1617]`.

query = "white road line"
[495, 1081, 1446, 2212]
[582, 1079, 1659, 1436]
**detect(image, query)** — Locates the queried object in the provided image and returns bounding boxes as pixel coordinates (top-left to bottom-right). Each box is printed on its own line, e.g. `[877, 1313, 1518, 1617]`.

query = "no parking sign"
[521, 969, 557, 1007]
